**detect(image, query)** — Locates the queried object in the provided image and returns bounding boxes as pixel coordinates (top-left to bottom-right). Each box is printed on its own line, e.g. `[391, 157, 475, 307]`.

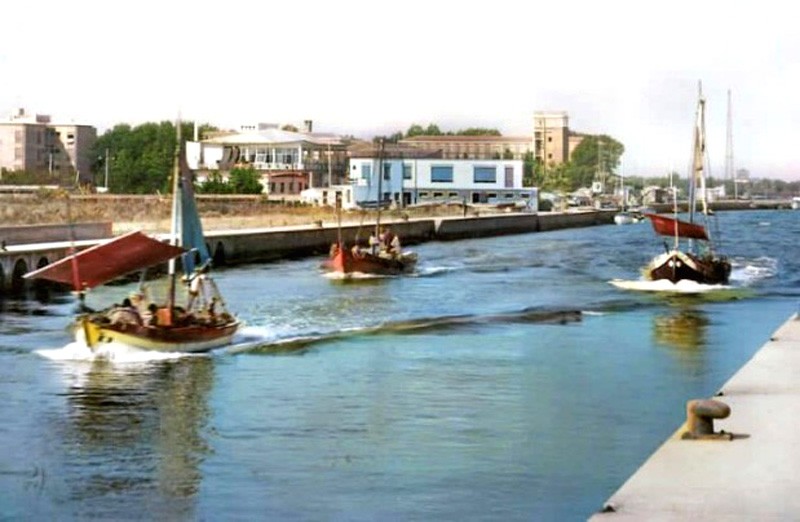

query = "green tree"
[229, 167, 264, 194]
[457, 128, 501, 136]
[562, 134, 625, 191]
[90, 120, 217, 194]
[198, 172, 233, 194]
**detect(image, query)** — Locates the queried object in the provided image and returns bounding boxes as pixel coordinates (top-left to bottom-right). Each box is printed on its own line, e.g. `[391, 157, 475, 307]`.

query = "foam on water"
[35, 341, 193, 363]
[609, 278, 730, 294]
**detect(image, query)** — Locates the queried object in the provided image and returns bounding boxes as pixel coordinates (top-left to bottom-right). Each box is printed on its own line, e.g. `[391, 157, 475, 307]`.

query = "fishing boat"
[642, 83, 731, 286]
[322, 140, 417, 278]
[24, 122, 240, 352]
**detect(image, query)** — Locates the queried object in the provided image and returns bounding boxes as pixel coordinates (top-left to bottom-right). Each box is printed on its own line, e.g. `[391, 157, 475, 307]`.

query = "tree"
[90, 121, 218, 194]
[198, 172, 233, 194]
[229, 167, 264, 194]
[562, 135, 625, 191]
[457, 128, 501, 136]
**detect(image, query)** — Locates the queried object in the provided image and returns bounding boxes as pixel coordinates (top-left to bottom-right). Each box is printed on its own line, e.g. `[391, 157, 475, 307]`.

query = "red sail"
[644, 213, 709, 241]
[23, 231, 185, 291]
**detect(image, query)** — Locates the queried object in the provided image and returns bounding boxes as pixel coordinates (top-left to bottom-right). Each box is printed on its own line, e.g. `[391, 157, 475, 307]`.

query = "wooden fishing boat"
[323, 243, 417, 277]
[322, 139, 418, 278]
[642, 83, 731, 286]
[25, 123, 240, 352]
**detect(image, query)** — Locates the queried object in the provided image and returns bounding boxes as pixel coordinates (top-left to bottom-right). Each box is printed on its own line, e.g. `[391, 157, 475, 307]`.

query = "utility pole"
[725, 89, 737, 200]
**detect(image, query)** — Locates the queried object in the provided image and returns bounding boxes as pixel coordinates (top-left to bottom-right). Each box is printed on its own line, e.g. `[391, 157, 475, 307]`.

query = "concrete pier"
[591, 314, 800, 520]
[0, 210, 613, 294]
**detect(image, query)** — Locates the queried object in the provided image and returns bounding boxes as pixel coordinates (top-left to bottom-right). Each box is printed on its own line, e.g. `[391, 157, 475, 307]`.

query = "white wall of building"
[347, 157, 536, 209]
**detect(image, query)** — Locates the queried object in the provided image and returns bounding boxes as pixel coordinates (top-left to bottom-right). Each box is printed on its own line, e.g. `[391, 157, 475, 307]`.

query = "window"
[383, 162, 391, 180]
[419, 192, 430, 198]
[473, 166, 496, 183]
[403, 165, 412, 180]
[431, 165, 453, 182]
[433, 192, 444, 198]
[361, 164, 371, 180]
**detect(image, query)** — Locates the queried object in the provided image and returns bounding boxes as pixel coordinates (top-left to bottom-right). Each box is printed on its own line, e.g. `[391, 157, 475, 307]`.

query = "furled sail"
[178, 142, 210, 275]
[644, 213, 709, 241]
[23, 231, 185, 291]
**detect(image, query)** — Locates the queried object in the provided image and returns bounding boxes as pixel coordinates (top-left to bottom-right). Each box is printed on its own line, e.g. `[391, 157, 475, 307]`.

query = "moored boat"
[642, 83, 731, 286]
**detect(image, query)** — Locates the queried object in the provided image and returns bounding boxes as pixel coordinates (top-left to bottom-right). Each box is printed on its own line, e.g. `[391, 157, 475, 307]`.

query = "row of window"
[359, 164, 503, 183]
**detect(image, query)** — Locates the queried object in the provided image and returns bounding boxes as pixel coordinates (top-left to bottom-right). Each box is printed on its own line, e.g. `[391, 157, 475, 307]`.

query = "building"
[0, 108, 96, 183]
[347, 151, 536, 209]
[397, 111, 584, 170]
[399, 135, 533, 160]
[534, 111, 585, 166]
[186, 122, 347, 196]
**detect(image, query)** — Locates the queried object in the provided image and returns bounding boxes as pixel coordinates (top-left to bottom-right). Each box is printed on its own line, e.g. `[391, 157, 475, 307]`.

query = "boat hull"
[614, 212, 642, 225]
[76, 315, 240, 353]
[645, 250, 731, 285]
[322, 246, 417, 277]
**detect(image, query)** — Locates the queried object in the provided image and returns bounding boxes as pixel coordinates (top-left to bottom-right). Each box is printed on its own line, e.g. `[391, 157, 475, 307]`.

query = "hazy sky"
[3, 1, 798, 179]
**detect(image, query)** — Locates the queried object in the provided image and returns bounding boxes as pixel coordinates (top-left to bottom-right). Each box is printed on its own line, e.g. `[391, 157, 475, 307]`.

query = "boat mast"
[167, 117, 183, 314]
[375, 138, 384, 240]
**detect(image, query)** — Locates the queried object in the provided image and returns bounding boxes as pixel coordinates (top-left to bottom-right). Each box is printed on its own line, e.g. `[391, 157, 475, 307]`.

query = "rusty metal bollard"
[681, 399, 733, 440]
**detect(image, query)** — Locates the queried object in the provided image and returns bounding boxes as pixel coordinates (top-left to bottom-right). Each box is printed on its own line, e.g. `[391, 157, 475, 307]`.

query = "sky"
[2, 1, 799, 180]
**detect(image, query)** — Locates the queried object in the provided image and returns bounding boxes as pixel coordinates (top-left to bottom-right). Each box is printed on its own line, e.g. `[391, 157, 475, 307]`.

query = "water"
[1, 210, 797, 520]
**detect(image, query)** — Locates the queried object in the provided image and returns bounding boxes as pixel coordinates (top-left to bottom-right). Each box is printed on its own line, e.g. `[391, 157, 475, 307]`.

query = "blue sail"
[179, 144, 210, 275]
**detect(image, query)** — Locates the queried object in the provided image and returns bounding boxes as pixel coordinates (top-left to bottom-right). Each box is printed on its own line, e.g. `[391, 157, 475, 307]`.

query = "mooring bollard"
[682, 399, 733, 440]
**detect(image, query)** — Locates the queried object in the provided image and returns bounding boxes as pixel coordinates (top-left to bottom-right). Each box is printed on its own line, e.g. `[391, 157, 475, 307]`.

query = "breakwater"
[0, 210, 613, 294]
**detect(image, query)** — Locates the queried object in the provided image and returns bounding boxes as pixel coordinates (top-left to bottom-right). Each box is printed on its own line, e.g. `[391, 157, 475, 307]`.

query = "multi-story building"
[187, 122, 347, 195]
[398, 135, 533, 161]
[398, 111, 585, 169]
[0, 108, 96, 182]
[346, 152, 536, 209]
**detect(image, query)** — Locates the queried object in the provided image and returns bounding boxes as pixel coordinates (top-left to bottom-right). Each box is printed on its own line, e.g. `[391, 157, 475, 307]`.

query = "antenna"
[725, 89, 737, 200]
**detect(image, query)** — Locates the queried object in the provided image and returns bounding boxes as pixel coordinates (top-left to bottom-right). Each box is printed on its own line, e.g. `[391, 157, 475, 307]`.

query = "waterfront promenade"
[592, 313, 800, 520]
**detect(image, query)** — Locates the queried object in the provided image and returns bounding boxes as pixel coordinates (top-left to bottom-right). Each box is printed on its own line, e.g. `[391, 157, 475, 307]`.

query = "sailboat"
[613, 158, 643, 225]
[642, 83, 731, 286]
[322, 139, 417, 278]
[24, 121, 240, 352]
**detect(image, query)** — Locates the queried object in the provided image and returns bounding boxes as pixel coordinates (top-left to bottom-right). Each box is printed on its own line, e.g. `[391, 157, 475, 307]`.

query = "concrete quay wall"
[1, 210, 611, 294]
[591, 314, 800, 521]
[206, 219, 437, 265]
[0, 222, 112, 246]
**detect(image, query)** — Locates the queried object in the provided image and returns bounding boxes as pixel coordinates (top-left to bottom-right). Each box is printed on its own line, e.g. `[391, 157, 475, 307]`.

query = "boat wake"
[322, 271, 392, 281]
[729, 256, 778, 286]
[237, 308, 584, 355]
[35, 341, 197, 363]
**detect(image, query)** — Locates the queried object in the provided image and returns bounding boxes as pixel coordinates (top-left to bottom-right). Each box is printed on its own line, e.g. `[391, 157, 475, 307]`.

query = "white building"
[347, 157, 537, 209]
[185, 123, 347, 195]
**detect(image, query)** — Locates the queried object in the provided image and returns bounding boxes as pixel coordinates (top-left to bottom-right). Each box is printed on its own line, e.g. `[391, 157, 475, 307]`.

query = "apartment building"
[398, 111, 585, 168]
[0, 108, 96, 182]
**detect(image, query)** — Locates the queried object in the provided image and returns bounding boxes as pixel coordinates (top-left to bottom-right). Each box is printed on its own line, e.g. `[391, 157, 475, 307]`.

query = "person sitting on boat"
[142, 303, 159, 327]
[379, 226, 402, 257]
[108, 298, 143, 326]
[369, 232, 380, 255]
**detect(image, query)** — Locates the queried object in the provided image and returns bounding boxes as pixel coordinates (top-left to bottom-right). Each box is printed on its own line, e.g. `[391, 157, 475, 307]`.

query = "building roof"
[400, 135, 531, 143]
[204, 127, 343, 146]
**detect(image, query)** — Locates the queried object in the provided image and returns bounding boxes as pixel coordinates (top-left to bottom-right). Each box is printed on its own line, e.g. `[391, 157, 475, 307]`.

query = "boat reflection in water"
[652, 308, 709, 352]
[56, 356, 213, 519]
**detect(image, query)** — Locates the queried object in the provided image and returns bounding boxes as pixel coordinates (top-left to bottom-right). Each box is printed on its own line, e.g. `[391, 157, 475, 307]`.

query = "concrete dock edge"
[591, 313, 800, 521]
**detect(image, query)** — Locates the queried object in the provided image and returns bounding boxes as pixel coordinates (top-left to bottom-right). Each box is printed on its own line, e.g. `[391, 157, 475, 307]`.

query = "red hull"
[322, 245, 417, 276]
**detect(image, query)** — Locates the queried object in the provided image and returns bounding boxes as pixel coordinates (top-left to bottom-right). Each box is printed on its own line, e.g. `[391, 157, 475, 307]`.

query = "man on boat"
[379, 226, 402, 258]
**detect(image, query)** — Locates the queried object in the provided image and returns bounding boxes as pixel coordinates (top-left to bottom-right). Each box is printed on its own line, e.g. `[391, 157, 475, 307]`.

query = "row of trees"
[377, 123, 502, 143]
